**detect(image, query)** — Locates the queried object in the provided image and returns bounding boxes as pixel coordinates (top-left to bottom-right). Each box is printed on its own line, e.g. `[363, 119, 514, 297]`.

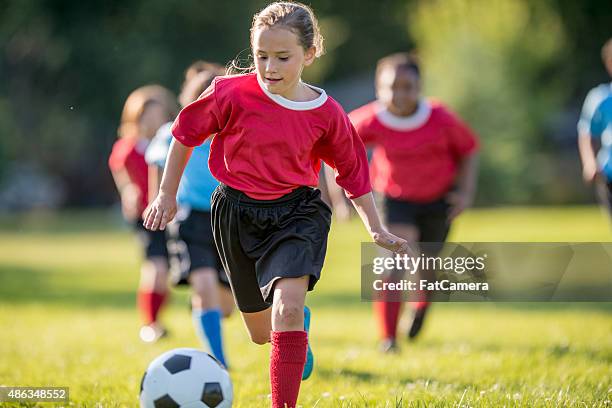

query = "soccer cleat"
[407, 305, 428, 340]
[302, 305, 314, 380]
[379, 338, 399, 354]
[139, 323, 168, 343]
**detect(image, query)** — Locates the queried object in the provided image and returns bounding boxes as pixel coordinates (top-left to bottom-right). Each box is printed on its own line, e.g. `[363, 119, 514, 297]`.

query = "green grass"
[0, 207, 611, 407]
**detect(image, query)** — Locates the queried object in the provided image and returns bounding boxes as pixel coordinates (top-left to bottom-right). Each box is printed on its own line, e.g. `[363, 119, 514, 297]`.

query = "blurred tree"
[0, 0, 611, 207]
[409, 0, 569, 204]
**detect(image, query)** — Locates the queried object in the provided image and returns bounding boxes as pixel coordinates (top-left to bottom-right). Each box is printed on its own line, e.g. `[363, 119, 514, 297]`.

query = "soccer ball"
[140, 348, 233, 408]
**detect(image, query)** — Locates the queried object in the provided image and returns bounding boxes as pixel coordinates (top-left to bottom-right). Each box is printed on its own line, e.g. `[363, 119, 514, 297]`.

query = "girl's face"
[138, 102, 167, 140]
[252, 26, 315, 99]
[376, 66, 421, 116]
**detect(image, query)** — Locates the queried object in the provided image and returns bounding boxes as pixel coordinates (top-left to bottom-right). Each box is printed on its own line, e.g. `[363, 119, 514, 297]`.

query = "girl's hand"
[143, 193, 177, 231]
[446, 191, 472, 222]
[371, 229, 411, 255]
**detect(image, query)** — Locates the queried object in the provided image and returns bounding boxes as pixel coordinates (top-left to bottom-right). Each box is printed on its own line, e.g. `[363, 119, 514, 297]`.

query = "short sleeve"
[446, 112, 479, 159]
[171, 78, 224, 147]
[108, 138, 131, 172]
[349, 106, 378, 146]
[145, 123, 173, 167]
[578, 86, 607, 134]
[316, 108, 372, 199]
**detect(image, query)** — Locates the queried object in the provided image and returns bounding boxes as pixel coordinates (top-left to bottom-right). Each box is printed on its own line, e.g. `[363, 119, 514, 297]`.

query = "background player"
[344, 52, 479, 352]
[587, 95, 612, 214]
[578, 38, 612, 217]
[146, 62, 234, 367]
[108, 85, 178, 342]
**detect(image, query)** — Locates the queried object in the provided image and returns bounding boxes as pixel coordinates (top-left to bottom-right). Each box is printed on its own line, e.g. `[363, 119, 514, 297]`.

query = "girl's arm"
[447, 152, 479, 221]
[143, 139, 193, 230]
[578, 132, 599, 184]
[323, 164, 352, 222]
[110, 168, 140, 222]
[351, 192, 410, 254]
[147, 165, 163, 204]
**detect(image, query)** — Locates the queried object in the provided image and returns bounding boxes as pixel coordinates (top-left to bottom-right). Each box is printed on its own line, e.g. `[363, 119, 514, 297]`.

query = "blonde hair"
[179, 70, 222, 107]
[180, 61, 224, 107]
[228, 1, 325, 75]
[117, 85, 178, 139]
[251, 2, 324, 57]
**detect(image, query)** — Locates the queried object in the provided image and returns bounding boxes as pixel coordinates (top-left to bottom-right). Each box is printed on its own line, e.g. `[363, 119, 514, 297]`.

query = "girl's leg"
[269, 276, 309, 408]
[190, 268, 228, 367]
[408, 208, 450, 339]
[375, 224, 419, 351]
[240, 307, 272, 345]
[218, 284, 235, 318]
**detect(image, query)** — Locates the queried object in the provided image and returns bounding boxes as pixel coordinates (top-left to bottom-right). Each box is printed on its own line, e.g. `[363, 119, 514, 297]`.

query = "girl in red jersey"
[346, 53, 479, 352]
[144, 3, 409, 407]
[108, 85, 178, 343]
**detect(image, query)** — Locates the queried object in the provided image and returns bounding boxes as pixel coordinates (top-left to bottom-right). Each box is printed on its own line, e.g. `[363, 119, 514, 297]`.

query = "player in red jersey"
[108, 85, 178, 343]
[347, 53, 479, 352]
[143, 3, 409, 407]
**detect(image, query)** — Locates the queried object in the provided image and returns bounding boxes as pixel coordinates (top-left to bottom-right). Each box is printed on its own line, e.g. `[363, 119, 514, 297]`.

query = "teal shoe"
[302, 305, 314, 380]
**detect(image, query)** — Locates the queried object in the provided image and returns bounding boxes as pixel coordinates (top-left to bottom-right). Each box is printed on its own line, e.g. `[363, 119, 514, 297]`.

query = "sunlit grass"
[0, 207, 610, 407]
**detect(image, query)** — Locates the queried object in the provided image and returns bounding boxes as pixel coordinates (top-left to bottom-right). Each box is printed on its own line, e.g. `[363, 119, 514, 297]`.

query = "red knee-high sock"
[411, 300, 430, 310]
[374, 301, 401, 340]
[137, 290, 167, 324]
[270, 331, 307, 408]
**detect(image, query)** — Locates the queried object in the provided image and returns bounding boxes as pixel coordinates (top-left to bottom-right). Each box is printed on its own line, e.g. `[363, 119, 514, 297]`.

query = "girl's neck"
[387, 103, 419, 117]
[281, 80, 320, 102]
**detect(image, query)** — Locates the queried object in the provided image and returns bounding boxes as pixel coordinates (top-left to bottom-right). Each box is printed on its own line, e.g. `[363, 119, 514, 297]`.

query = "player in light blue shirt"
[589, 96, 612, 213]
[146, 124, 218, 211]
[146, 64, 234, 368]
[578, 38, 612, 217]
[578, 38, 612, 185]
[590, 97, 612, 178]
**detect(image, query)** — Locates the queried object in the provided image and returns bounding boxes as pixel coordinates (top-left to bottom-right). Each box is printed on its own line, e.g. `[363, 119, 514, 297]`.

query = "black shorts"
[211, 184, 332, 313]
[383, 195, 451, 244]
[167, 209, 229, 288]
[166, 209, 230, 288]
[134, 220, 169, 261]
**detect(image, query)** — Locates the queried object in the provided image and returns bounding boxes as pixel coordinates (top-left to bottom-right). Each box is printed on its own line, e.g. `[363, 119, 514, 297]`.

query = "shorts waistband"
[217, 184, 312, 207]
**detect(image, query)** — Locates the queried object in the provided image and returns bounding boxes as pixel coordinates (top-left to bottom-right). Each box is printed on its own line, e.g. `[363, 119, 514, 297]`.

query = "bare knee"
[273, 303, 303, 330]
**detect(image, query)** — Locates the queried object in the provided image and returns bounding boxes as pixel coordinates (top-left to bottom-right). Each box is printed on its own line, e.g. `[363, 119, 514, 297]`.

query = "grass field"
[0, 207, 611, 407]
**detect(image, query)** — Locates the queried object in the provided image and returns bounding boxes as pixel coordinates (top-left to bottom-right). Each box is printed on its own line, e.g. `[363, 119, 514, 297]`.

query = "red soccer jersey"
[171, 73, 371, 200]
[349, 100, 479, 202]
[108, 137, 150, 214]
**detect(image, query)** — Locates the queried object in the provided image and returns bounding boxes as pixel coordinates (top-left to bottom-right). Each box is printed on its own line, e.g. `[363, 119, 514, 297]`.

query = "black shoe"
[407, 306, 428, 340]
[379, 338, 399, 354]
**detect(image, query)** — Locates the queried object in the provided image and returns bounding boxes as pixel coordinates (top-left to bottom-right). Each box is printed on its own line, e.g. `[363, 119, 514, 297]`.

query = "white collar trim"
[256, 74, 328, 111]
[375, 100, 432, 131]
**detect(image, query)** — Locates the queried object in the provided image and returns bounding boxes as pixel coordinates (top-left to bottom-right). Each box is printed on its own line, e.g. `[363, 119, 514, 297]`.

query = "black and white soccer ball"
[140, 348, 233, 408]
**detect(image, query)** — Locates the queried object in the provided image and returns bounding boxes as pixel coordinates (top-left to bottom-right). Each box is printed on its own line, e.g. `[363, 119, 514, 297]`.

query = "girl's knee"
[273, 303, 303, 328]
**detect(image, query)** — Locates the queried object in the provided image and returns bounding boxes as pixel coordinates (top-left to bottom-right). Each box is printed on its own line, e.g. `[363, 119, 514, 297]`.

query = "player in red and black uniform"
[108, 85, 178, 343]
[348, 53, 479, 352]
[143, 3, 409, 407]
